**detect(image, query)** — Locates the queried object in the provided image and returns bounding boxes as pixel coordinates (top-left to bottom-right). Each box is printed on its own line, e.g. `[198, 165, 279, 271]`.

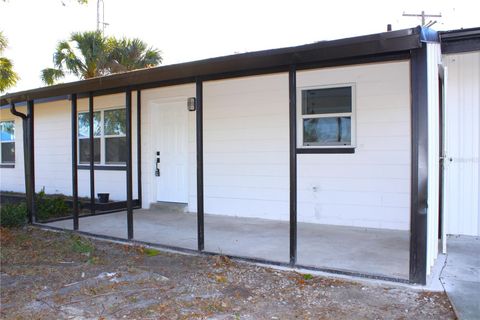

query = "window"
[0, 120, 15, 164]
[299, 85, 355, 148]
[78, 108, 126, 165]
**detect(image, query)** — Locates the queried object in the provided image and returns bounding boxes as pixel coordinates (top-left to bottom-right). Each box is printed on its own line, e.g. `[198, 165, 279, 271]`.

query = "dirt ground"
[0, 227, 455, 320]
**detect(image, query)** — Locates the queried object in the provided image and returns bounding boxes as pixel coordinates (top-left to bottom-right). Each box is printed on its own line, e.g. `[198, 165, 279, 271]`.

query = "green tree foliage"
[0, 31, 19, 93]
[107, 37, 162, 73]
[41, 31, 162, 85]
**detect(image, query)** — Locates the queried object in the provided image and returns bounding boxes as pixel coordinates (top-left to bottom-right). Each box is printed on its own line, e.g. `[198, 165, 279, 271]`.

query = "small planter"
[97, 193, 110, 203]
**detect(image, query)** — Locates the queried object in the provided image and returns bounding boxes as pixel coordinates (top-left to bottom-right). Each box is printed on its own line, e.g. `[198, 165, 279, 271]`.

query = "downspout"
[9, 101, 35, 223]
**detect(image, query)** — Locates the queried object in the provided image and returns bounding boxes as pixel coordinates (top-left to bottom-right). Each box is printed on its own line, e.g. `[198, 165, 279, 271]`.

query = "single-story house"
[1, 26, 479, 285]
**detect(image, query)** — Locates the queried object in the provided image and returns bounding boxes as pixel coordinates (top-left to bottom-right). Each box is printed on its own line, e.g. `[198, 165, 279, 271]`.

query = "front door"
[155, 100, 188, 203]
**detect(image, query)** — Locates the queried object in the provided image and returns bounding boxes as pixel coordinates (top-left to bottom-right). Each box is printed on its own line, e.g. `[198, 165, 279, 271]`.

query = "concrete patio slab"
[45, 208, 410, 280]
[440, 235, 480, 320]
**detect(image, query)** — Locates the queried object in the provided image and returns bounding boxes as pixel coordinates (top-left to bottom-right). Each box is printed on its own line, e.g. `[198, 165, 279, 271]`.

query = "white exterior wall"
[297, 61, 411, 230]
[203, 74, 290, 219]
[443, 50, 480, 236]
[198, 62, 412, 229]
[2, 62, 413, 232]
[0, 106, 26, 192]
[426, 43, 442, 275]
[1, 94, 138, 201]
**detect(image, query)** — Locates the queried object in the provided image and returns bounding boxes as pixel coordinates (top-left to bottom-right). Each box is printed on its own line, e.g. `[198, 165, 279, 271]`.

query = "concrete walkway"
[440, 235, 480, 320]
[45, 209, 410, 280]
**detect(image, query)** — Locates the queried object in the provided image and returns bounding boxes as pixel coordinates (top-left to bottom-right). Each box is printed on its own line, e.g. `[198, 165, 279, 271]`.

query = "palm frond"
[40, 68, 65, 86]
[0, 57, 19, 93]
[0, 31, 7, 54]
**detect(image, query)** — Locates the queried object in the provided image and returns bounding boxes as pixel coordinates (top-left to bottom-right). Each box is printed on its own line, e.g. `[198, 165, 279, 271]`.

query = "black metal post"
[409, 46, 428, 285]
[136, 90, 142, 207]
[88, 93, 95, 214]
[27, 100, 36, 223]
[196, 79, 205, 251]
[289, 66, 297, 266]
[71, 94, 79, 230]
[126, 89, 134, 239]
[10, 102, 35, 223]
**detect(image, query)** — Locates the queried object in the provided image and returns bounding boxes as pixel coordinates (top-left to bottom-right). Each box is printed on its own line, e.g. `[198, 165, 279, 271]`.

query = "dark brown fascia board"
[439, 27, 480, 40]
[1, 27, 424, 106]
[439, 27, 480, 54]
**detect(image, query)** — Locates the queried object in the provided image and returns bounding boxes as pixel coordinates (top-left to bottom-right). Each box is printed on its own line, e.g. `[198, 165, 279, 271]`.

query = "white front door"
[155, 100, 188, 203]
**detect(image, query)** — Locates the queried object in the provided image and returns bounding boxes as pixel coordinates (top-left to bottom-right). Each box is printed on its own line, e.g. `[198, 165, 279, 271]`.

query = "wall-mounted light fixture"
[187, 97, 196, 111]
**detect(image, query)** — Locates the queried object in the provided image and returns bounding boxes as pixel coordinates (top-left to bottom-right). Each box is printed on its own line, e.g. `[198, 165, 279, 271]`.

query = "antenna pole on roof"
[402, 10, 442, 26]
[96, 0, 109, 34]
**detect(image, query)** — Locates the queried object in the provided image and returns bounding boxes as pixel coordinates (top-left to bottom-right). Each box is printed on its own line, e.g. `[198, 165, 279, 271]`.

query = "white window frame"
[77, 106, 126, 166]
[0, 120, 15, 164]
[297, 83, 356, 149]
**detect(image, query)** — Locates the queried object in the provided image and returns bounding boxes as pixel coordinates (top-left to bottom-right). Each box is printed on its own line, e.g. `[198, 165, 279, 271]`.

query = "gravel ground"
[0, 227, 455, 319]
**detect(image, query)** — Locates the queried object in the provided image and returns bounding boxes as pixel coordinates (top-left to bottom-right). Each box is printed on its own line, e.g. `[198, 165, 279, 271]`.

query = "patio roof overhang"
[0, 26, 433, 106]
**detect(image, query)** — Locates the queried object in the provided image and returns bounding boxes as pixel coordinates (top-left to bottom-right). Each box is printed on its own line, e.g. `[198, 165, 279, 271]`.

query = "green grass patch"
[143, 248, 161, 257]
[70, 235, 95, 255]
[303, 273, 313, 280]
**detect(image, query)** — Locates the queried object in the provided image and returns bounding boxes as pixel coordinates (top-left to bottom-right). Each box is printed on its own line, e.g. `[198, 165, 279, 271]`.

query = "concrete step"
[150, 202, 188, 213]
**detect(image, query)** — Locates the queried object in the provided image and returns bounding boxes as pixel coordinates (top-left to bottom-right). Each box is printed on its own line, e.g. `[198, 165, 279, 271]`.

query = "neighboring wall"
[443, 50, 480, 236]
[1, 94, 138, 201]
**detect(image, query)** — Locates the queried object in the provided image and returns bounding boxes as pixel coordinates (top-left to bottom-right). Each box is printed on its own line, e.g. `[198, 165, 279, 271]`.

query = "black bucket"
[97, 193, 110, 203]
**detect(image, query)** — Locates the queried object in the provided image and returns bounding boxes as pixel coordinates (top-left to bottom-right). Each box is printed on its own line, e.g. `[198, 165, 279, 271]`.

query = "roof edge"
[1, 26, 423, 106]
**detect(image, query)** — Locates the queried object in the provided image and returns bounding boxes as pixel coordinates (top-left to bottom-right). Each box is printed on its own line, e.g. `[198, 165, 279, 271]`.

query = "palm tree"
[107, 37, 162, 73]
[0, 31, 19, 93]
[41, 31, 110, 85]
[41, 31, 162, 86]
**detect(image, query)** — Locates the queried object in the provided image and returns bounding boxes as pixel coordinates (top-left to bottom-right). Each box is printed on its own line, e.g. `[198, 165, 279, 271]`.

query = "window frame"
[77, 106, 127, 166]
[0, 119, 16, 165]
[297, 83, 356, 149]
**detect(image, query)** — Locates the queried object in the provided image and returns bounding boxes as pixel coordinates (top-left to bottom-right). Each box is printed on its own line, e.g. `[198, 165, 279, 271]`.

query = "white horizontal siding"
[203, 74, 290, 220]
[0, 107, 26, 192]
[297, 61, 411, 230]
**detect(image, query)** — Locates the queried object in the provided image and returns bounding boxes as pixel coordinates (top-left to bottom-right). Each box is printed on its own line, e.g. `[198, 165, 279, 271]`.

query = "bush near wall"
[0, 188, 70, 227]
[35, 188, 69, 221]
[0, 203, 27, 228]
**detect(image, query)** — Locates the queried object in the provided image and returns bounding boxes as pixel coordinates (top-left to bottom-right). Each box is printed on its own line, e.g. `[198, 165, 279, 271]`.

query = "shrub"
[0, 203, 27, 228]
[35, 188, 69, 221]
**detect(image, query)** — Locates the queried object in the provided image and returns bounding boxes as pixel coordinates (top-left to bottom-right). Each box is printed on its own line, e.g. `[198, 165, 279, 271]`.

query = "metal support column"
[71, 94, 79, 230]
[409, 46, 429, 285]
[26, 100, 35, 223]
[136, 90, 142, 207]
[126, 89, 134, 239]
[88, 93, 95, 214]
[9, 102, 35, 223]
[196, 79, 205, 251]
[289, 66, 297, 266]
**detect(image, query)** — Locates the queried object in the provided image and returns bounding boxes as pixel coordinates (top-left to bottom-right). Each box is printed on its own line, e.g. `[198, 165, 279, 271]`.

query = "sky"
[1, 0, 478, 93]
